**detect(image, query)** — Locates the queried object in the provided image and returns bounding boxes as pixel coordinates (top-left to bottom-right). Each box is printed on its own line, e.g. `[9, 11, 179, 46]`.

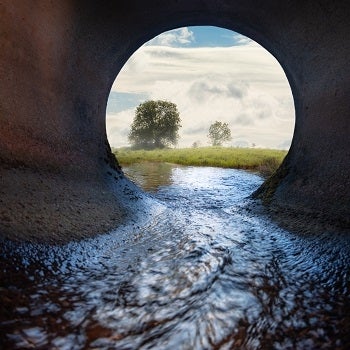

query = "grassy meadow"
[113, 147, 287, 177]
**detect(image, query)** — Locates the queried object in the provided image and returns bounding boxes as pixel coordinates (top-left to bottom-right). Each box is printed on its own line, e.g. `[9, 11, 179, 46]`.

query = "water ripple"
[1, 165, 349, 349]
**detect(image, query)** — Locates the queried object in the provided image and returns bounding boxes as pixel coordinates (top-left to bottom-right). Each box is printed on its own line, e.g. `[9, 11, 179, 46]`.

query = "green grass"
[113, 147, 288, 177]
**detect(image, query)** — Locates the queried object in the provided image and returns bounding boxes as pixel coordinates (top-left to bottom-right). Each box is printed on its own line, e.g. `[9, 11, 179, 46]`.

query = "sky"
[106, 26, 295, 149]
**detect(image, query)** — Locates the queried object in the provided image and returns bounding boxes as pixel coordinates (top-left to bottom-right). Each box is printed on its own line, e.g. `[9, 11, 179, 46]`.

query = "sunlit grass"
[113, 147, 287, 177]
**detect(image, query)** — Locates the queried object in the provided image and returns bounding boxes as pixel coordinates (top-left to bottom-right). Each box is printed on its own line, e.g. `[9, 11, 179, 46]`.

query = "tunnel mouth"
[106, 26, 295, 193]
[0, 1, 348, 247]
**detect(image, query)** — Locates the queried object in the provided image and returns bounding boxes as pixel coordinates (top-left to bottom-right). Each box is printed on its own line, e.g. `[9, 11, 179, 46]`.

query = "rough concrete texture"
[0, 1, 349, 242]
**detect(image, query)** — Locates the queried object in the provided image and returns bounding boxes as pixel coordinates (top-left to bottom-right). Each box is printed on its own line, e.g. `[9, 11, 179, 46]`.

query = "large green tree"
[129, 100, 181, 149]
[208, 121, 232, 146]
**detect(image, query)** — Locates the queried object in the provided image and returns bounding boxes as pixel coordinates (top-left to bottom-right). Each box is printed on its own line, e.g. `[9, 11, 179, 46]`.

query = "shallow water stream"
[1, 163, 349, 349]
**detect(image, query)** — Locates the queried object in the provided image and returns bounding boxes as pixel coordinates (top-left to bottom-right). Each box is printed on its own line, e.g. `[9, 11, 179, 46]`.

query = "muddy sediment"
[1, 165, 349, 349]
[0, 164, 161, 244]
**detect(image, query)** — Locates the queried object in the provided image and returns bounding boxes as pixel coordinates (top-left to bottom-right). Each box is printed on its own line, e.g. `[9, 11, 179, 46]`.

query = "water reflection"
[123, 162, 175, 192]
[1, 164, 349, 349]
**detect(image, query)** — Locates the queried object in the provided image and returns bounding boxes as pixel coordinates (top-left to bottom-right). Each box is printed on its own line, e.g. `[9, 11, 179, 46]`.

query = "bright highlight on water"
[1, 164, 349, 349]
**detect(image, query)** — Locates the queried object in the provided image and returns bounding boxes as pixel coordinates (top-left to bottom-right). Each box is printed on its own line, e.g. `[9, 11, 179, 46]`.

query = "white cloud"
[146, 27, 195, 47]
[106, 109, 135, 148]
[107, 35, 295, 149]
[232, 33, 255, 46]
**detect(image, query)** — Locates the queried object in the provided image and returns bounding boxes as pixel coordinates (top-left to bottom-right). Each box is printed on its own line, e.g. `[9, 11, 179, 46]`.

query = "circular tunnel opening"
[1, 4, 349, 347]
[106, 26, 295, 189]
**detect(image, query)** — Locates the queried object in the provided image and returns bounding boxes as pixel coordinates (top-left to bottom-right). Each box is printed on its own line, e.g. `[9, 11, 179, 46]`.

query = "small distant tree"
[192, 141, 201, 148]
[208, 121, 232, 146]
[129, 100, 181, 149]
